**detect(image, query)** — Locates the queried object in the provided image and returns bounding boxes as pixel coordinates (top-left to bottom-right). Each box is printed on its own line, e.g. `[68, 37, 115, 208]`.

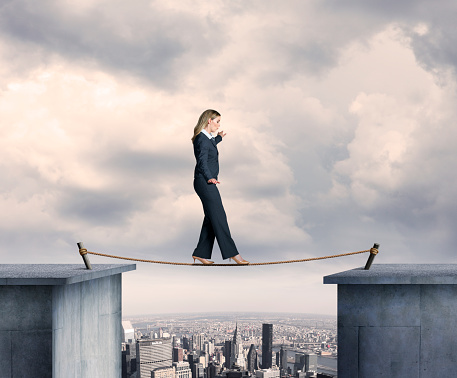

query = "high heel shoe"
[231, 254, 250, 265]
[193, 256, 214, 265]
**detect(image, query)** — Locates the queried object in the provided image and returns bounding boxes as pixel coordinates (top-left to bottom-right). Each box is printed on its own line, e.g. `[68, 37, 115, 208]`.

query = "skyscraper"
[247, 344, 258, 374]
[194, 333, 205, 351]
[231, 323, 246, 368]
[294, 353, 317, 374]
[279, 347, 287, 374]
[304, 353, 317, 373]
[136, 338, 173, 378]
[261, 324, 273, 369]
[224, 340, 232, 369]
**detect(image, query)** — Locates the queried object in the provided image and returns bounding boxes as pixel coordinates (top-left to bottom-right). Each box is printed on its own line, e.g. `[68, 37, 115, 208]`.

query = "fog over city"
[1, 0, 457, 315]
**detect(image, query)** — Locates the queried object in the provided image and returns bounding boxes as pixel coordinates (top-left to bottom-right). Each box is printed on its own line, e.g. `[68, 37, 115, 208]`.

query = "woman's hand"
[218, 130, 226, 138]
[208, 178, 220, 184]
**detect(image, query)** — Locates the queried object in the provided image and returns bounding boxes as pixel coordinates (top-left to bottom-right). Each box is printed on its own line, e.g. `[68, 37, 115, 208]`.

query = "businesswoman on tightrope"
[191, 109, 249, 265]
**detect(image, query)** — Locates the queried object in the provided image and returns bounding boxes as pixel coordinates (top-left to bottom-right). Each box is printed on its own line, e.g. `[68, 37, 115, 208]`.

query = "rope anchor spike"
[76, 242, 380, 268]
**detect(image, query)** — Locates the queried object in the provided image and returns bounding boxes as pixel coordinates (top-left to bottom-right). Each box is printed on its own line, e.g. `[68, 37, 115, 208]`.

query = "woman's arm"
[215, 130, 226, 144]
[195, 138, 214, 182]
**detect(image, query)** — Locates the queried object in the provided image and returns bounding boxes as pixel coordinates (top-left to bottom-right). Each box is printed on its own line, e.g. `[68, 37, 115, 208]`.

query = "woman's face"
[207, 116, 221, 133]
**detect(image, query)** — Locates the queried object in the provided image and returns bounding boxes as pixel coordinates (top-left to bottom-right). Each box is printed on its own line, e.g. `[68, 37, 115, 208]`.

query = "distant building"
[204, 340, 215, 355]
[294, 353, 304, 374]
[192, 362, 205, 378]
[215, 367, 250, 378]
[315, 373, 333, 378]
[152, 367, 175, 378]
[188, 353, 197, 365]
[137, 338, 173, 378]
[256, 368, 280, 378]
[122, 343, 132, 378]
[188, 353, 200, 378]
[294, 353, 317, 374]
[173, 347, 184, 362]
[279, 347, 287, 374]
[123, 320, 135, 343]
[198, 354, 208, 368]
[193, 334, 205, 351]
[224, 340, 232, 369]
[183, 336, 190, 350]
[261, 324, 273, 369]
[216, 350, 225, 365]
[231, 324, 246, 368]
[174, 361, 192, 378]
[297, 372, 317, 378]
[304, 354, 317, 373]
[207, 361, 222, 378]
[247, 344, 258, 374]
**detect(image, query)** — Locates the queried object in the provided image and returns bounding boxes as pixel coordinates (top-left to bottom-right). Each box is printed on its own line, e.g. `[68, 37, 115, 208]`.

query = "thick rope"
[79, 248, 377, 266]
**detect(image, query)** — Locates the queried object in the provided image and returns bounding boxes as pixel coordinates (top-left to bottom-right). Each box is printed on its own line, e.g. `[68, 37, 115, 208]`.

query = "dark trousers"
[192, 177, 239, 260]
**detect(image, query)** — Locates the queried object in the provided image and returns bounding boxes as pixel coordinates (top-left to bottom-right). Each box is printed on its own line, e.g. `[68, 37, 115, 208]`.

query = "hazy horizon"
[122, 311, 337, 319]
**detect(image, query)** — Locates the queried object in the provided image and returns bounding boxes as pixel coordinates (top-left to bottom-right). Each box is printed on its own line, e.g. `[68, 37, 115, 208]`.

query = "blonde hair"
[191, 109, 221, 143]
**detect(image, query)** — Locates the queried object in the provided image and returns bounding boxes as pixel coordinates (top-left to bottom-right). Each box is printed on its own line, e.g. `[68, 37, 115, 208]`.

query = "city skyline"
[123, 311, 337, 377]
[1, 0, 457, 316]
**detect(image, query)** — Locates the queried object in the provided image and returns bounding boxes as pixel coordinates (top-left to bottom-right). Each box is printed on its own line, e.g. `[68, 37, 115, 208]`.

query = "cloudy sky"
[1, 0, 457, 316]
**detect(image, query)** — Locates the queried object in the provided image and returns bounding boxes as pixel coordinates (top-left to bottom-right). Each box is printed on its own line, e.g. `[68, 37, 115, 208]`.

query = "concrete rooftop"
[0, 264, 136, 285]
[323, 264, 457, 285]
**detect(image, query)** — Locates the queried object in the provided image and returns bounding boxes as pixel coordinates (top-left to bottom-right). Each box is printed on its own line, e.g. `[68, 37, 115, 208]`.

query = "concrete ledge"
[323, 264, 457, 284]
[325, 264, 457, 377]
[1, 264, 135, 377]
[0, 264, 136, 285]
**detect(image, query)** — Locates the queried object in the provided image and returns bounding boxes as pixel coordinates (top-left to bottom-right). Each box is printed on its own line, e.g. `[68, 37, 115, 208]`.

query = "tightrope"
[78, 248, 377, 266]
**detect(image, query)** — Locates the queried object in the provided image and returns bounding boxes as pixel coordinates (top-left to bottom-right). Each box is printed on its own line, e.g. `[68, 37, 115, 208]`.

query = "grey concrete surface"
[53, 273, 122, 377]
[324, 264, 457, 377]
[0, 263, 135, 285]
[358, 326, 420, 377]
[0, 264, 135, 378]
[323, 264, 457, 284]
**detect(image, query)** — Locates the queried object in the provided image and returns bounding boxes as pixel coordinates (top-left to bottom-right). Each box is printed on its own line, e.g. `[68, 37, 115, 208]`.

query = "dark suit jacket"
[193, 132, 223, 181]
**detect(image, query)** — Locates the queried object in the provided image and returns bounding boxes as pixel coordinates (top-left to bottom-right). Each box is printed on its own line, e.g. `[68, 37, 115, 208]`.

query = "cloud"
[0, 55, 308, 262]
[309, 27, 457, 261]
[0, 0, 227, 90]
[322, 0, 457, 79]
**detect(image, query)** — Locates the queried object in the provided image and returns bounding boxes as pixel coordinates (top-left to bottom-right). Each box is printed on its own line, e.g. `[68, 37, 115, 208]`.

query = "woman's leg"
[192, 214, 215, 259]
[193, 177, 239, 260]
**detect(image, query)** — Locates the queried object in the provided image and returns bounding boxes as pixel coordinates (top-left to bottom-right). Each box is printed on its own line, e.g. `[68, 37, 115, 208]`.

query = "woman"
[191, 109, 249, 265]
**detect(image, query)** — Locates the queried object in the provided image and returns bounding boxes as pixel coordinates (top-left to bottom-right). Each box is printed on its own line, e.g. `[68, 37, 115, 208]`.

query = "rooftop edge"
[323, 264, 457, 285]
[0, 264, 136, 285]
